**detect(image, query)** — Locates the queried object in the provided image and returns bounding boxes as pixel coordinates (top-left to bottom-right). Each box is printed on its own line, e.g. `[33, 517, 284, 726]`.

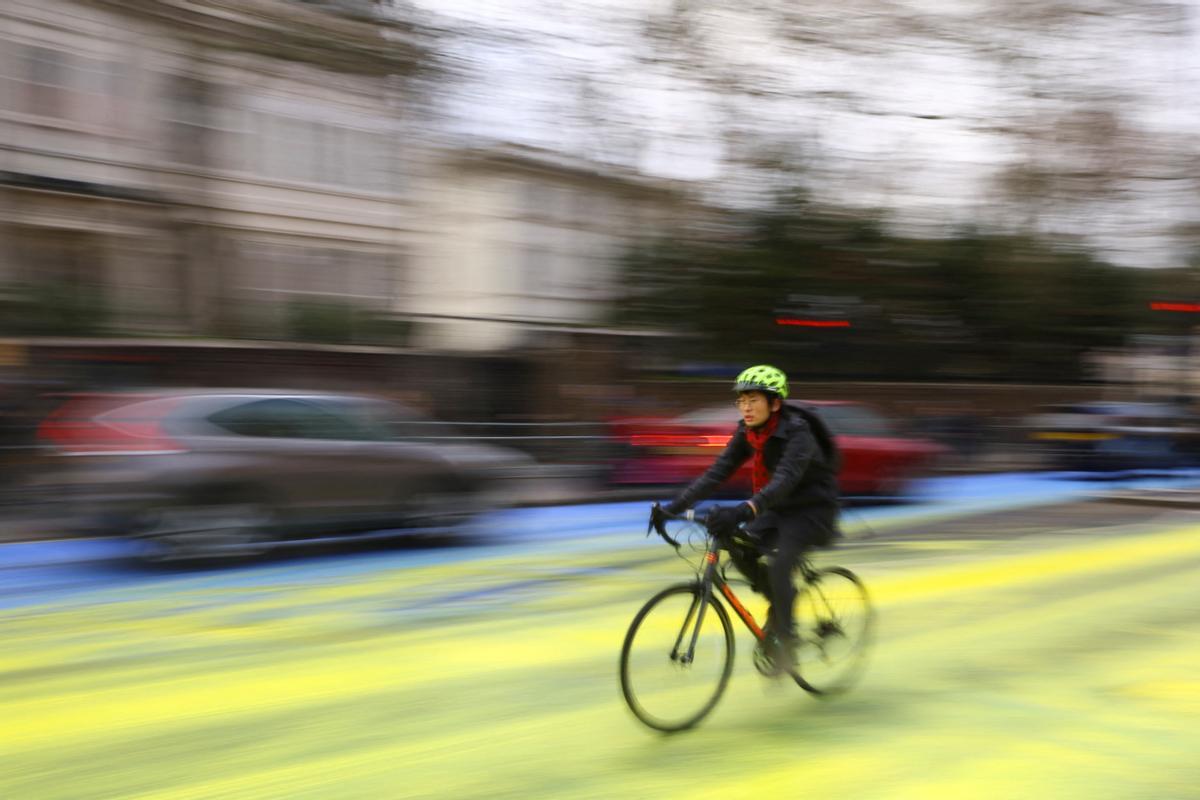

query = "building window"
[23, 46, 69, 119]
[6, 45, 130, 130]
[166, 76, 213, 166]
[9, 227, 106, 290]
[244, 110, 392, 192]
[234, 240, 393, 307]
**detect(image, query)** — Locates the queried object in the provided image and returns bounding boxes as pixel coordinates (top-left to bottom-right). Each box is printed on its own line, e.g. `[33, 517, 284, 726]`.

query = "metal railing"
[389, 420, 620, 469]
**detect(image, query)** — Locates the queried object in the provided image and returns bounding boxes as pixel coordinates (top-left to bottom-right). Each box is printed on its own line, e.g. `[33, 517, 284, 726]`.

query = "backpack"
[788, 403, 842, 472]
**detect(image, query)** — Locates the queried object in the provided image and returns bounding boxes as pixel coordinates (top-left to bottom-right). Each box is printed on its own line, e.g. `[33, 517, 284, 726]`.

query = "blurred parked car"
[1023, 401, 1200, 470]
[35, 390, 535, 561]
[607, 400, 945, 497]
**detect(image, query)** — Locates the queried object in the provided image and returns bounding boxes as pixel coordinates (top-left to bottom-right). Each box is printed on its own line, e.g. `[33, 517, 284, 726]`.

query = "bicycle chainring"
[752, 641, 776, 676]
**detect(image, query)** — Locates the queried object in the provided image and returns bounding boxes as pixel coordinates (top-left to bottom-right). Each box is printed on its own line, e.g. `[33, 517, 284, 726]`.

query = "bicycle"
[619, 506, 875, 733]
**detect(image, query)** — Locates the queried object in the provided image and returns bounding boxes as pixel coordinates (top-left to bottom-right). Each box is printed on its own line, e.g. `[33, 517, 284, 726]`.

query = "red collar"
[744, 410, 781, 447]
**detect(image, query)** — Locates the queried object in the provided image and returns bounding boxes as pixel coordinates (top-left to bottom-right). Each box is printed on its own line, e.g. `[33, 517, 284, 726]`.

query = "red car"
[607, 400, 945, 496]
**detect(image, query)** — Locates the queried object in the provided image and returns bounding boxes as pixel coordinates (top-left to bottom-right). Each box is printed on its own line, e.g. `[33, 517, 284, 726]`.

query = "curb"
[8, 471, 1200, 569]
[1088, 489, 1200, 509]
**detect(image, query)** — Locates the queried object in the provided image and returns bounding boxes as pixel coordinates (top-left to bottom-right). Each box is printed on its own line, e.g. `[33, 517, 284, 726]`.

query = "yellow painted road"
[2, 518, 1199, 800]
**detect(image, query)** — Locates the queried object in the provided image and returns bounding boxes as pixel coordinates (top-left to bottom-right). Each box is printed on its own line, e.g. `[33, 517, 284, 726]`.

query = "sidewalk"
[0, 504, 79, 545]
[0, 473, 629, 546]
[1091, 486, 1200, 509]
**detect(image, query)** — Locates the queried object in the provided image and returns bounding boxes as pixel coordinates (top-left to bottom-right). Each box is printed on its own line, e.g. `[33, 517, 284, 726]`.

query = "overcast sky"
[411, 0, 1200, 267]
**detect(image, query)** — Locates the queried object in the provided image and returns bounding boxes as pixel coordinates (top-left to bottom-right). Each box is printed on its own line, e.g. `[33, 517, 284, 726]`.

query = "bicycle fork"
[671, 547, 771, 664]
[671, 550, 723, 664]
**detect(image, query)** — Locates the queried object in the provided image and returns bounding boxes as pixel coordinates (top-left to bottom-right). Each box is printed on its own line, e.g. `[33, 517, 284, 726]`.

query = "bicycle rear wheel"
[619, 583, 735, 732]
[793, 566, 874, 695]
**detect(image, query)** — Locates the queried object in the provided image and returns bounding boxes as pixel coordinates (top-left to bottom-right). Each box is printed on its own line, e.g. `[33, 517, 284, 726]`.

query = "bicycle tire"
[791, 566, 874, 696]
[619, 582, 735, 732]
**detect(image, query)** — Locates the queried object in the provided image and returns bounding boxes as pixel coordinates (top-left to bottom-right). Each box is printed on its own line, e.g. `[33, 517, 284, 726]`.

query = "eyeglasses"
[734, 396, 765, 409]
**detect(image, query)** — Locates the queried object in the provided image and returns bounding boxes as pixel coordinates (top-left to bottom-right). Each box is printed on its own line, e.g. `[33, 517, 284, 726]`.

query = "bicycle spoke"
[793, 567, 874, 695]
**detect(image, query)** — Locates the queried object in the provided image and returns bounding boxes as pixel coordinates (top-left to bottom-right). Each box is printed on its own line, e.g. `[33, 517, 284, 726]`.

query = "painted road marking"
[2, 520, 1199, 799]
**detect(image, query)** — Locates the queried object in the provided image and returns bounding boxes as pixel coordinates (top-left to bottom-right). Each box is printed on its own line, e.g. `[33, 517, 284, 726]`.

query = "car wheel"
[391, 482, 475, 532]
[137, 496, 278, 564]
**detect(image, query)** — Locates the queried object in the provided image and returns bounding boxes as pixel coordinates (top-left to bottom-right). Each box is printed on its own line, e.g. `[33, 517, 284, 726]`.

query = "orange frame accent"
[719, 582, 764, 640]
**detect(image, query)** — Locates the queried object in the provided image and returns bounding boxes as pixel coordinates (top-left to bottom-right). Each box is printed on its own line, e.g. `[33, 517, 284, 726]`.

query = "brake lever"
[647, 503, 682, 550]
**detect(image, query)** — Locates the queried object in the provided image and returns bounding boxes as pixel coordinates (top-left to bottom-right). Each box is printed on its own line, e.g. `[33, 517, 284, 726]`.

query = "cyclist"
[650, 364, 840, 675]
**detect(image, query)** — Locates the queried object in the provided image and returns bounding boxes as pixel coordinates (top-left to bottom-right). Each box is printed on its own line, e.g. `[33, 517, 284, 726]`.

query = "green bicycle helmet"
[733, 364, 789, 399]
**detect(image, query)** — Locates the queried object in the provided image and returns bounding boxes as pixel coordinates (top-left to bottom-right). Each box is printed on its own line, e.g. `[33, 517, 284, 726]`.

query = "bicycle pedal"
[752, 644, 775, 677]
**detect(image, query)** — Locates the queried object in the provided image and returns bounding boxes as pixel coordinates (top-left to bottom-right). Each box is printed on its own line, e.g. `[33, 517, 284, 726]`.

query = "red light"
[1150, 302, 1200, 312]
[776, 318, 851, 328]
[630, 434, 686, 448]
[37, 396, 187, 455]
[629, 433, 730, 449]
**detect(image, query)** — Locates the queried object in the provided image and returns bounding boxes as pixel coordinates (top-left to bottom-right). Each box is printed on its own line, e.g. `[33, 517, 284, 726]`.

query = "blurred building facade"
[0, 0, 700, 356]
[0, 0, 423, 338]
[411, 143, 696, 351]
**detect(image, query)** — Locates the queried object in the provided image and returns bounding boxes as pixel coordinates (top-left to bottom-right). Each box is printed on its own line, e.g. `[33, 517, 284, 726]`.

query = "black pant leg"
[728, 540, 769, 597]
[767, 530, 806, 637]
[767, 509, 838, 638]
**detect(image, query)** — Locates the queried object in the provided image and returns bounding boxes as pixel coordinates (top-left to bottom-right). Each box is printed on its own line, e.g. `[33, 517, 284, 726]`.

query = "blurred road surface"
[2, 473, 1199, 799]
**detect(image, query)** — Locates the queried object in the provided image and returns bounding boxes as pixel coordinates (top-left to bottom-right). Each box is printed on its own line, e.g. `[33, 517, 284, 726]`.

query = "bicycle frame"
[685, 534, 822, 660]
[697, 540, 765, 644]
[657, 507, 815, 666]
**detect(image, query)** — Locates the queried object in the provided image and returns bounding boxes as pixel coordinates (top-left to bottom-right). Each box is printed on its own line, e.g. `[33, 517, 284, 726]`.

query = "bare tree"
[628, 1, 1197, 259]
[423, 0, 1197, 262]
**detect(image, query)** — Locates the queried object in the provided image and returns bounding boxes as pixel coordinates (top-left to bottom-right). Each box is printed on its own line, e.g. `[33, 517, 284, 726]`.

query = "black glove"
[650, 498, 687, 533]
[706, 503, 755, 539]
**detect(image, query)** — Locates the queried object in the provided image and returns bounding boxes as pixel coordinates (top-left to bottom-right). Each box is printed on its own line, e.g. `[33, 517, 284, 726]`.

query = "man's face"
[735, 391, 780, 428]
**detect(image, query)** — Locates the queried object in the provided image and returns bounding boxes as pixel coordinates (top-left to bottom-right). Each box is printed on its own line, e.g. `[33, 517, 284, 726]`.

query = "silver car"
[35, 389, 535, 561]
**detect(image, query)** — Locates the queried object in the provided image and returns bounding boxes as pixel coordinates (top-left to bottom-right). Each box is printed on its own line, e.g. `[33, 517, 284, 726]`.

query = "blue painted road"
[3, 469, 1199, 610]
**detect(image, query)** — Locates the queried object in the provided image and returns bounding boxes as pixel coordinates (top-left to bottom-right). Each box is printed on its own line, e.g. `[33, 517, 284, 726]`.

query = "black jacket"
[674, 404, 840, 517]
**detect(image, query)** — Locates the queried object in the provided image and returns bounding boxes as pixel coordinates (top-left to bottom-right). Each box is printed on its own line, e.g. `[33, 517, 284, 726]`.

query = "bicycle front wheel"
[619, 583, 735, 733]
[793, 566, 874, 696]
